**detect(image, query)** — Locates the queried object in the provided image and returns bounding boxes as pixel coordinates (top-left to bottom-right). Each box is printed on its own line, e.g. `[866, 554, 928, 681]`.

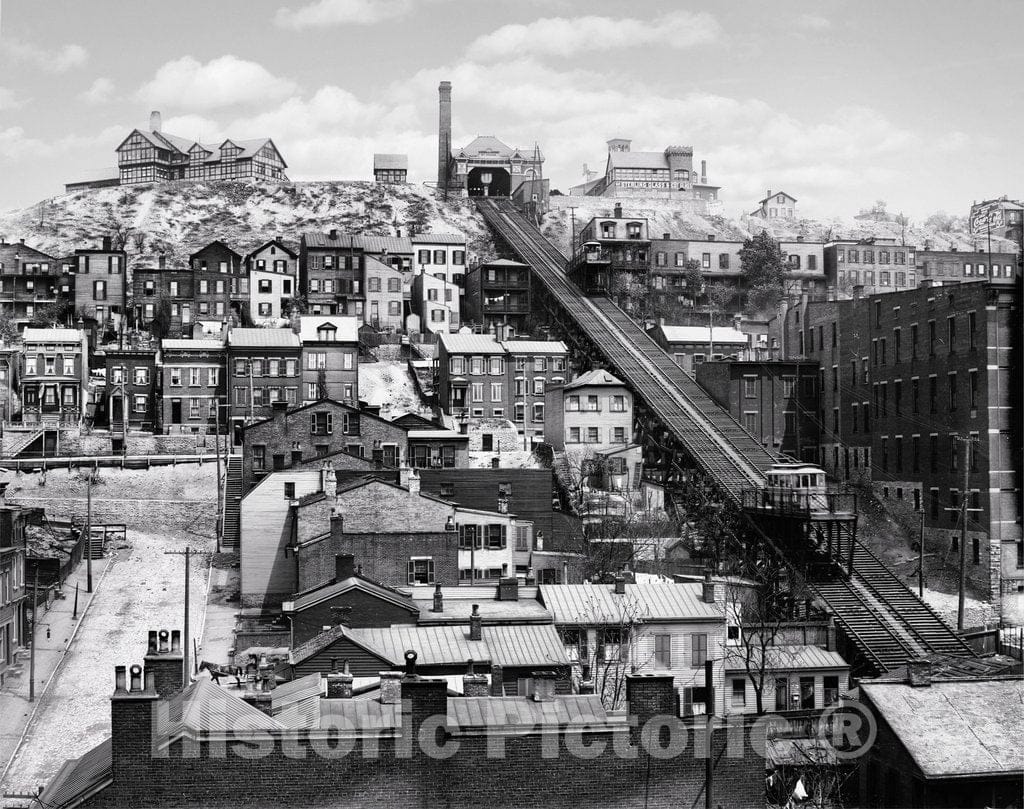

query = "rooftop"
[540, 582, 723, 625]
[724, 645, 849, 673]
[298, 315, 360, 343]
[411, 233, 465, 245]
[562, 370, 625, 390]
[500, 340, 568, 354]
[228, 328, 301, 349]
[373, 153, 408, 171]
[655, 325, 749, 345]
[23, 328, 83, 343]
[860, 678, 1024, 778]
[161, 338, 224, 351]
[439, 332, 505, 354]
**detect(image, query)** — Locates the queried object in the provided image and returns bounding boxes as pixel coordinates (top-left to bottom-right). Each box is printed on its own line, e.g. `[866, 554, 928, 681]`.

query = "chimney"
[907, 658, 932, 687]
[561, 559, 568, 584]
[111, 663, 159, 778]
[702, 570, 717, 603]
[662, 232, 670, 240]
[329, 228, 338, 241]
[324, 659, 354, 699]
[700, 159, 707, 184]
[438, 81, 452, 189]
[626, 673, 677, 739]
[143, 628, 185, 696]
[102, 236, 113, 252]
[401, 666, 449, 753]
[320, 460, 336, 494]
[431, 582, 444, 613]
[578, 673, 595, 695]
[462, 660, 488, 697]
[399, 466, 411, 488]
[335, 553, 355, 582]
[396, 226, 402, 238]
[150, 110, 161, 133]
[489, 664, 504, 696]
[766, 188, 772, 199]
[532, 672, 557, 702]
[613, 203, 623, 219]
[407, 468, 420, 496]
[379, 670, 403, 704]
[707, 233, 716, 242]
[158, 253, 166, 270]
[613, 576, 626, 595]
[497, 576, 519, 602]
[469, 604, 482, 641]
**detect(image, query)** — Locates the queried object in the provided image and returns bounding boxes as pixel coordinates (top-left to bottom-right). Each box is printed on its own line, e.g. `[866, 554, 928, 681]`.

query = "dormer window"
[600, 222, 616, 239]
[317, 324, 336, 342]
[626, 222, 643, 239]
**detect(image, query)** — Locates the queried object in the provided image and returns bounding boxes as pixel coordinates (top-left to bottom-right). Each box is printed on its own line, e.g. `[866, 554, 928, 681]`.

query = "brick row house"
[100, 347, 159, 431]
[159, 339, 226, 434]
[298, 316, 359, 404]
[777, 277, 1022, 620]
[0, 504, 28, 684]
[20, 328, 89, 426]
[226, 328, 302, 430]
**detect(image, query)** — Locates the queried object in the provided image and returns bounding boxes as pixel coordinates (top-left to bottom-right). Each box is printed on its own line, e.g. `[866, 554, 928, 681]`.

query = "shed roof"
[860, 678, 1024, 778]
[724, 645, 849, 673]
[656, 325, 749, 345]
[448, 695, 609, 730]
[411, 232, 465, 245]
[161, 338, 224, 351]
[562, 370, 624, 390]
[23, 328, 82, 343]
[438, 333, 504, 354]
[298, 316, 360, 343]
[540, 582, 723, 624]
[374, 153, 408, 170]
[37, 739, 111, 809]
[357, 235, 414, 254]
[607, 150, 672, 170]
[228, 328, 300, 348]
[284, 575, 418, 616]
[500, 340, 568, 354]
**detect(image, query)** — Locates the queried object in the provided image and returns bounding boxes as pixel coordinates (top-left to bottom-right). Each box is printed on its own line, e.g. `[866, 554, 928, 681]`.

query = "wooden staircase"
[2, 428, 43, 458]
[221, 454, 243, 548]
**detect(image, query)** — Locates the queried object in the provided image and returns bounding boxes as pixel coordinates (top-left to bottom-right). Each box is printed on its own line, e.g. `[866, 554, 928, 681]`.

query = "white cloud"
[274, 0, 415, 29]
[466, 11, 721, 61]
[79, 78, 115, 105]
[1, 38, 88, 73]
[0, 88, 21, 110]
[137, 56, 299, 111]
[795, 14, 832, 31]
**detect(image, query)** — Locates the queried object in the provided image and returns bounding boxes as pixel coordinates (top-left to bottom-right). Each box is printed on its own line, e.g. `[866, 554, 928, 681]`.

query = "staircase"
[2, 428, 43, 458]
[221, 454, 243, 549]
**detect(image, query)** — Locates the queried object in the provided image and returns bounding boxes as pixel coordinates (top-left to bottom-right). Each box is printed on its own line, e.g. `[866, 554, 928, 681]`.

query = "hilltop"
[0, 181, 498, 266]
[0, 181, 1014, 268]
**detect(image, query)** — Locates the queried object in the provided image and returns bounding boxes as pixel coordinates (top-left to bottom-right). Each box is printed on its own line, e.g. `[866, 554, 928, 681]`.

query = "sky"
[0, 0, 1022, 218]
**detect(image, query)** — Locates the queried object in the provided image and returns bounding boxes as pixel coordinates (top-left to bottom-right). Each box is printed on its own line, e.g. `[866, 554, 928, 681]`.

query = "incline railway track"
[476, 198, 975, 673]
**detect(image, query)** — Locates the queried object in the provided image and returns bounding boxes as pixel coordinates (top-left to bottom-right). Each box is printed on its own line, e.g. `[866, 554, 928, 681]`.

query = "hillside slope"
[0, 181, 498, 266]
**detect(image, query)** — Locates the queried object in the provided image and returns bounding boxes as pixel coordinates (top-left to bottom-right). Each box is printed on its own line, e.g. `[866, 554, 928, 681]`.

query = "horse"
[198, 660, 242, 687]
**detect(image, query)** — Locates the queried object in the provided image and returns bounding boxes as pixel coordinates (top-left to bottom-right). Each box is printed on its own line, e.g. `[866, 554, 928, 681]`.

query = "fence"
[0, 453, 221, 472]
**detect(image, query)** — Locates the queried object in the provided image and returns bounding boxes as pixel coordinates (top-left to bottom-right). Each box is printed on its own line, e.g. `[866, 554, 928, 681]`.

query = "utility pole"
[568, 206, 578, 256]
[704, 658, 715, 809]
[29, 566, 38, 702]
[944, 434, 980, 630]
[165, 547, 193, 687]
[215, 404, 222, 554]
[248, 359, 254, 422]
[85, 474, 93, 593]
[918, 510, 925, 598]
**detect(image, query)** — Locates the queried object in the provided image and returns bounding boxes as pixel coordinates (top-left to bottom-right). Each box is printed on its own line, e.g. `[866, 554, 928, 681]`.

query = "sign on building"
[970, 201, 1006, 235]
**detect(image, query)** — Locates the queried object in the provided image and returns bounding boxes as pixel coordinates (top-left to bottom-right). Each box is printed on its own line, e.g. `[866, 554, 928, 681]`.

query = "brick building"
[298, 316, 359, 404]
[570, 138, 720, 202]
[20, 328, 88, 426]
[38, 631, 766, 809]
[227, 328, 301, 427]
[915, 247, 1018, 284]
[647, 324, 749, 373]
[131, 261, 195, 337]
[100, 347, 158, 431]
[695, 359, 820, 462]
[158, 338, 225, 434]
[464, 258, 531, 333]
[0, 504, 28, 681]
[67, 236, 127, 331]
[577, 205, 651, 276]
[777, 278, 1022, 618]
[190, 241, 247, 324]
[299, 229, 365, 317]
[0, 239, 72, 324]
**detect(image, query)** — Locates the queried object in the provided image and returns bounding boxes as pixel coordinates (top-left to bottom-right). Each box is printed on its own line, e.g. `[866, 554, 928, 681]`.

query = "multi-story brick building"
[435, 334, 569, 440]
[227, 328, 301, 428]
[66, 236, 127, 331]
[464, 258, 531, 333]
[158, 338, 225, 434]
[0, 239, 72, 325]
[0, 504, 27, 682]
[20, 328, 88, 425]
[363, 256, 405, 331]
[100, 347, 158, 431]
[190, 241, 247, 323]
[695, 359, 820, 462]
[915, 247, 1018, 285]
[825, 239, 917, 296]
[298, 316, 358, 404]
[647, 324, 750, 373]
[778, 278, 1022, 618]
[300, 229, 365, 317]
[131, 260, 195, 337]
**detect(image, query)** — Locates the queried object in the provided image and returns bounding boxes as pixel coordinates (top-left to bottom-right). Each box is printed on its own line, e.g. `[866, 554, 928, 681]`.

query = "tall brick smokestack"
[438, 81, 452, 189]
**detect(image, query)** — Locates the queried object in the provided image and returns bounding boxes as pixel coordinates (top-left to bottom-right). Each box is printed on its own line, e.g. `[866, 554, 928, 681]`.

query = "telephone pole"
[944, 434, 981, 630]
[214, 404, 222, 554]
[165, 547, 194, 687]
[29, 566, 39, 702]
[85, 474, 93, 593]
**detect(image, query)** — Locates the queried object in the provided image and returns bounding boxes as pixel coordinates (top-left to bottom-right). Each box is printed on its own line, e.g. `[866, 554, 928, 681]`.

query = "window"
[407, 558, 435, 585]
[731, 679, 747, 708]
[719, 253, 730, 270]
[568, 427, 580, 443]
[947, 316, 956, 352]
[486, 524, 507, 549]
[586, 426, 600, 443]
[284, 481, 295, 499]
[948, 372, 957, 411]
[252, 445, 266, 471]
[189, 367, 201, 387]
[533, 357, 547, 372]
[654, 634, 672, 668]
[744, 411, 757, 433]
[532, 403, 544, 422]
[969, 370, 978, 410]
[929, 376, 937, 413]
[471, 383, 484, 403]
[800, 677, 815, 709]
[170, 368, 182, 387]
[775, 677, 790, 711]
[133, 394, 147, 413]
[743, 376, 756, 398]
[612, 426, 627, 443]
[690, 633, 708, 666]
[310, 411, 333, 435]
[566, 395, 580, 411]
[490, 382, 503, 402]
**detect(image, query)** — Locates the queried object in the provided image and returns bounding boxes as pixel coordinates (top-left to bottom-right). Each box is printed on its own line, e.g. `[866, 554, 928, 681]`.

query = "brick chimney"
[613, 203, 623, 219]
[489, 664, 504, 696]
[407, 468, 420, 496]
[401, 666, 449, 755]
[143, 628, 184, 696]
[532, 671, 557, 702]
[497, 576, 519, 602]
[325, 659, 353, 699]
[702, 570, 717, 603]
[613, 576, 626, 595]
[158, 253, 166, 269]
[626, 673, 677, 739]
[469, 604, 482, 641]
[335, 553, 355, 582]
[329, 228, 338, 240]
[907, 658, 932, 687]
[150, 110, 161, 133]
[379, 670, 403, 704]
[320, 460, 336, 494]
[431, 582, 444, 613]
[462, 659, 488, 697]
[111, 664, 159, 785]
[102, 235, 113, 252]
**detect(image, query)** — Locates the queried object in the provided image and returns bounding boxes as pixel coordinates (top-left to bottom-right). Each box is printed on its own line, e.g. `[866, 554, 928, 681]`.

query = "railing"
[741, 487, 857, 516]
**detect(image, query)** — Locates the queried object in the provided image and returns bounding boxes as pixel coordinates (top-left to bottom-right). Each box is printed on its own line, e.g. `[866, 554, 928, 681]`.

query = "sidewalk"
[0, 555, 113, 785]
[195, 552, 239, 674]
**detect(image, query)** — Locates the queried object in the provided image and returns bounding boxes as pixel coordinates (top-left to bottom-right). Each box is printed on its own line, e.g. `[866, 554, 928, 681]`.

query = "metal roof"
[500, 340, 568, 354]
[357, 235, 414, 254]
[349, 625, 489, 666]
[319, 697, 402, 730]
[483, 624, 568, 667]
[448, 695, 609, 730]
[23, 328, 82, 343]
[724, 644, 849, 673]
[271, 672, 324, 728]
[161, 338, 224, 351]
[540, 582, 724, 625]
[406, 429, 468, 440]
[374, 153, 408, 170]
[438, 333, 504, 354]
[228, 328, 300, 348]
[298, 316, 360, 343]
[286, 575, 418, 615]
[860, 679, 1024, 778]
[161, 679, 284, 735]
[411, 233, 466, 245]
[562, 370, 625, 390]
[412, 597, 551, 624]
[656, 325, 749, 344]
[37, 739, 111, 809]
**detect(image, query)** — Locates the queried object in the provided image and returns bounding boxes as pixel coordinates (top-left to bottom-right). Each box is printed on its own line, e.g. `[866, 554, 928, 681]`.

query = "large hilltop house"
[65, 110, 288, 192]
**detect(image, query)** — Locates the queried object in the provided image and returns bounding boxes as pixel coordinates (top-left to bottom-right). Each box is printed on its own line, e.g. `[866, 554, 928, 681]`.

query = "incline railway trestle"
[475, 198, 975, 675]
